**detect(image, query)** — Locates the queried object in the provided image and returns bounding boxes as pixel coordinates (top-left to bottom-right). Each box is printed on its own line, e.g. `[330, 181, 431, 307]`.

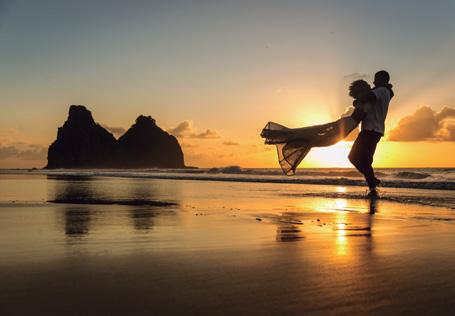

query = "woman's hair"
[349, 79, 371, 99]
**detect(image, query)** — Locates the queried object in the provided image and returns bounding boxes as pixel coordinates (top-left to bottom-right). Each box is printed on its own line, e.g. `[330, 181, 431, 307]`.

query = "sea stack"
[117, 115, 185, 168]
[46, 105, 117, 168]
[46, 105, 185, 169]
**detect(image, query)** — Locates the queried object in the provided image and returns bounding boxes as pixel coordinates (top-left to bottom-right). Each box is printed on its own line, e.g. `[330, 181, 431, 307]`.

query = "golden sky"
[0, 1, 454, 168]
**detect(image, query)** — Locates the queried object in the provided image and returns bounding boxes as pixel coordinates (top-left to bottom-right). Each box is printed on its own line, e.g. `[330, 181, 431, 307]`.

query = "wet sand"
[1, 174, 455, 315]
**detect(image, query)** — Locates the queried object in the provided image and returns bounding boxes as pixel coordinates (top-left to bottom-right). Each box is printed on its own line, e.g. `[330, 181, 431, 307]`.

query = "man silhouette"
[348, 70, 394, 196]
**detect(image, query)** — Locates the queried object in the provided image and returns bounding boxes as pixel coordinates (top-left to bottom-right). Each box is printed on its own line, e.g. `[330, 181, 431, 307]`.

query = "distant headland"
[46, 105, 185, 169]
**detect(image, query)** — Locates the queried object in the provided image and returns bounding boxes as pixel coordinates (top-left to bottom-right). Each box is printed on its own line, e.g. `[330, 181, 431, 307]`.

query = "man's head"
[374, 70, 390, 87]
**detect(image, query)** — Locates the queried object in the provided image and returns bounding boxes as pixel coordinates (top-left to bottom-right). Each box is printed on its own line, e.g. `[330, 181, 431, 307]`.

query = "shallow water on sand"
[1, 174, 455, 315]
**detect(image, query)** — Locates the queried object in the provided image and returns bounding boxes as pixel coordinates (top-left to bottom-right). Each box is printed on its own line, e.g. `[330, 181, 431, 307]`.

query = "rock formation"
[46, 105, 185, 169]
[47, 105, 117, 168]
[117, 115, 184, 168]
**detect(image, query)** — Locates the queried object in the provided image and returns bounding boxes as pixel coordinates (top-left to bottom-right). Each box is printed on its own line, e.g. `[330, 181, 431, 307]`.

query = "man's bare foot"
[367, 188, 379, 198]
[374, 177, 381, 187]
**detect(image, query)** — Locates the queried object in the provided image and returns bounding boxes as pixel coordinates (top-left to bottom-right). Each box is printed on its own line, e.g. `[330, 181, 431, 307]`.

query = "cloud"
[222, 141, 239, 146]
[0, 146, 17, 160]
[102, 125, 126, 136]
[167, 121, 192, 137]
[168, 121, 220, 139]
[181, 143, 198, 148]
[0, 143, 47, 161]
[343, 72, 369, 81]
[190, 129, 219, 139]
[388, 106, 455, 141]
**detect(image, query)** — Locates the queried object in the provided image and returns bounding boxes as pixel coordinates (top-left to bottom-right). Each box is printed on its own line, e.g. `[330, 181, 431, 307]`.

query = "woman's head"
[349, 79, 371, 99]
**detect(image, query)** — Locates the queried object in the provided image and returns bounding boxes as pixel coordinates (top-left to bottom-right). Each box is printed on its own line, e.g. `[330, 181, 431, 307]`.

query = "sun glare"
[303, 141, 353, 168]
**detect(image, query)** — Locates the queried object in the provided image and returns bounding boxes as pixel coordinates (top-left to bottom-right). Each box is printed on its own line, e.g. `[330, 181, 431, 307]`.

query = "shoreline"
[1, 168, 454, 191]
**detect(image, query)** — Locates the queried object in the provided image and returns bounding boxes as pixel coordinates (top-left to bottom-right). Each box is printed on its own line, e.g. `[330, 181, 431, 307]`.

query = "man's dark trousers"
[348, 130, 382, 189]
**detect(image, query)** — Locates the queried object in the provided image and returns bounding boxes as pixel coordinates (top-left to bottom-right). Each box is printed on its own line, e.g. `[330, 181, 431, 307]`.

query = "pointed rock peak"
[68, 105, 95, 125]
[135, 115, 156, 126]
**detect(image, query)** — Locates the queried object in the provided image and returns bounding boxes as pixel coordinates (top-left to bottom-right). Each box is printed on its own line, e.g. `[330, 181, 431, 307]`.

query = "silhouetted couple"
[261, 70, 394, 196]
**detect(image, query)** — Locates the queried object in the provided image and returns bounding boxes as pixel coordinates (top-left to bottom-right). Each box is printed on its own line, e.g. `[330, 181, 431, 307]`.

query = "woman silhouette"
[261, 80, 371, 175]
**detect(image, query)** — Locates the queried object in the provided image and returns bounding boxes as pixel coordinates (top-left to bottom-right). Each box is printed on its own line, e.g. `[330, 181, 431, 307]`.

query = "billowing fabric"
[261, 117, 358, 175]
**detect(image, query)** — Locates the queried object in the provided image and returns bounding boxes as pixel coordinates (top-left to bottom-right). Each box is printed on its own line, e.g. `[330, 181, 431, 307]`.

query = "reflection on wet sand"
[49, 175, 96, 237]
[129, 209, 156, 231]
[332, 198, 377, 257]
[301, 195, 378, 257]
[48, 175, 99, 201]
[47, 175, 179, 237]
[270, 193, 379, 247]
[127, 181, 158, 231]
[65, 207, 91, 236]
[369, 196, 378, 214]
[275, 213, 304, 242]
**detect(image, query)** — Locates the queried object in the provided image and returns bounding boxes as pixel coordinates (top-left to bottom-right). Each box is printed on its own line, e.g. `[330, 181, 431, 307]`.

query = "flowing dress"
[261, 115, 359, 175]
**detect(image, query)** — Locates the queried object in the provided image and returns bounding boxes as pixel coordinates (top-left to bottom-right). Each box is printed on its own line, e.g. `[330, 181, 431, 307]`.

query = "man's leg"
[348, 131, 381, 189]
[361, 148, 378, 189]
[348, 132, 367, 174]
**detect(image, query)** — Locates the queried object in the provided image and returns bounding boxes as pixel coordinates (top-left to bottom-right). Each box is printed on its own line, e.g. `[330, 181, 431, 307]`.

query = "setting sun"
[301, 141, 354, 168]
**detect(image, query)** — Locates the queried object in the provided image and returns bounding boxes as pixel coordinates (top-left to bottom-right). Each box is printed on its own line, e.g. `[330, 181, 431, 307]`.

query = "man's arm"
[355, 91, 377, 104]
[352, 90, 377, 107]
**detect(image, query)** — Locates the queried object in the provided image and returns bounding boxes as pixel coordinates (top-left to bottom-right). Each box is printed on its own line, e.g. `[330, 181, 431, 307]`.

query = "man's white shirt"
[361, 87, 391, 135]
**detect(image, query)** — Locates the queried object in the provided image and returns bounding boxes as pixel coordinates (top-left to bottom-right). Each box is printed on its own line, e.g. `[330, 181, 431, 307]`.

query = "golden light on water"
[336, 234, 348, 256]
[336, 186, 347, 193]
[335, 198, 348, 210]
[337, 223, 347, 230]
[334, 199, 349, 256]
[335, 219, 348, 256]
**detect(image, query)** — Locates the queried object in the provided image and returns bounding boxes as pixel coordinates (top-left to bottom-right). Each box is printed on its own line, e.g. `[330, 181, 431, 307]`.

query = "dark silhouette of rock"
[46, 106, 185, 169]
[46, 105, 117, 168]
[117, 115, 184, 168]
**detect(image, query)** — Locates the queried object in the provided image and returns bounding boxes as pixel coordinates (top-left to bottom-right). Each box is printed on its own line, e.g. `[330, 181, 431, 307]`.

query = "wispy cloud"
[343, 72, 369, 81]
[0, 128, 47, 162]
[222, 141, 239, 146]
[190, 129, 219, 139]
[181, 143, 199, 148]
[102, 124, 126, 137]
[0, 142, 47, 161]
[168, 121, 220, 139]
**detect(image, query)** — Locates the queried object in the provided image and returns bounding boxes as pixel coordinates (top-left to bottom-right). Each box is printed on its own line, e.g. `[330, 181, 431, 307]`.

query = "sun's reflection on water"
[336, 186, 347, 193]
[335, 198, 348, 210]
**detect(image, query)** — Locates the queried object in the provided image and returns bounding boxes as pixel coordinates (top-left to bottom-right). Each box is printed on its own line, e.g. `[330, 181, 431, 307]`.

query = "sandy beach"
[0, 172, 454, 315]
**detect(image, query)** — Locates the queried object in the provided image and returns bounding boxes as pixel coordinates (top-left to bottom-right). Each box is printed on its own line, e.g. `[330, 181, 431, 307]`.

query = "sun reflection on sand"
[304, 196, 376, 258]
[335, 198, 348, 210]
[335, 211, 348, 256]
[336, 186, 347, 193]
[336, 234, 348, 256]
